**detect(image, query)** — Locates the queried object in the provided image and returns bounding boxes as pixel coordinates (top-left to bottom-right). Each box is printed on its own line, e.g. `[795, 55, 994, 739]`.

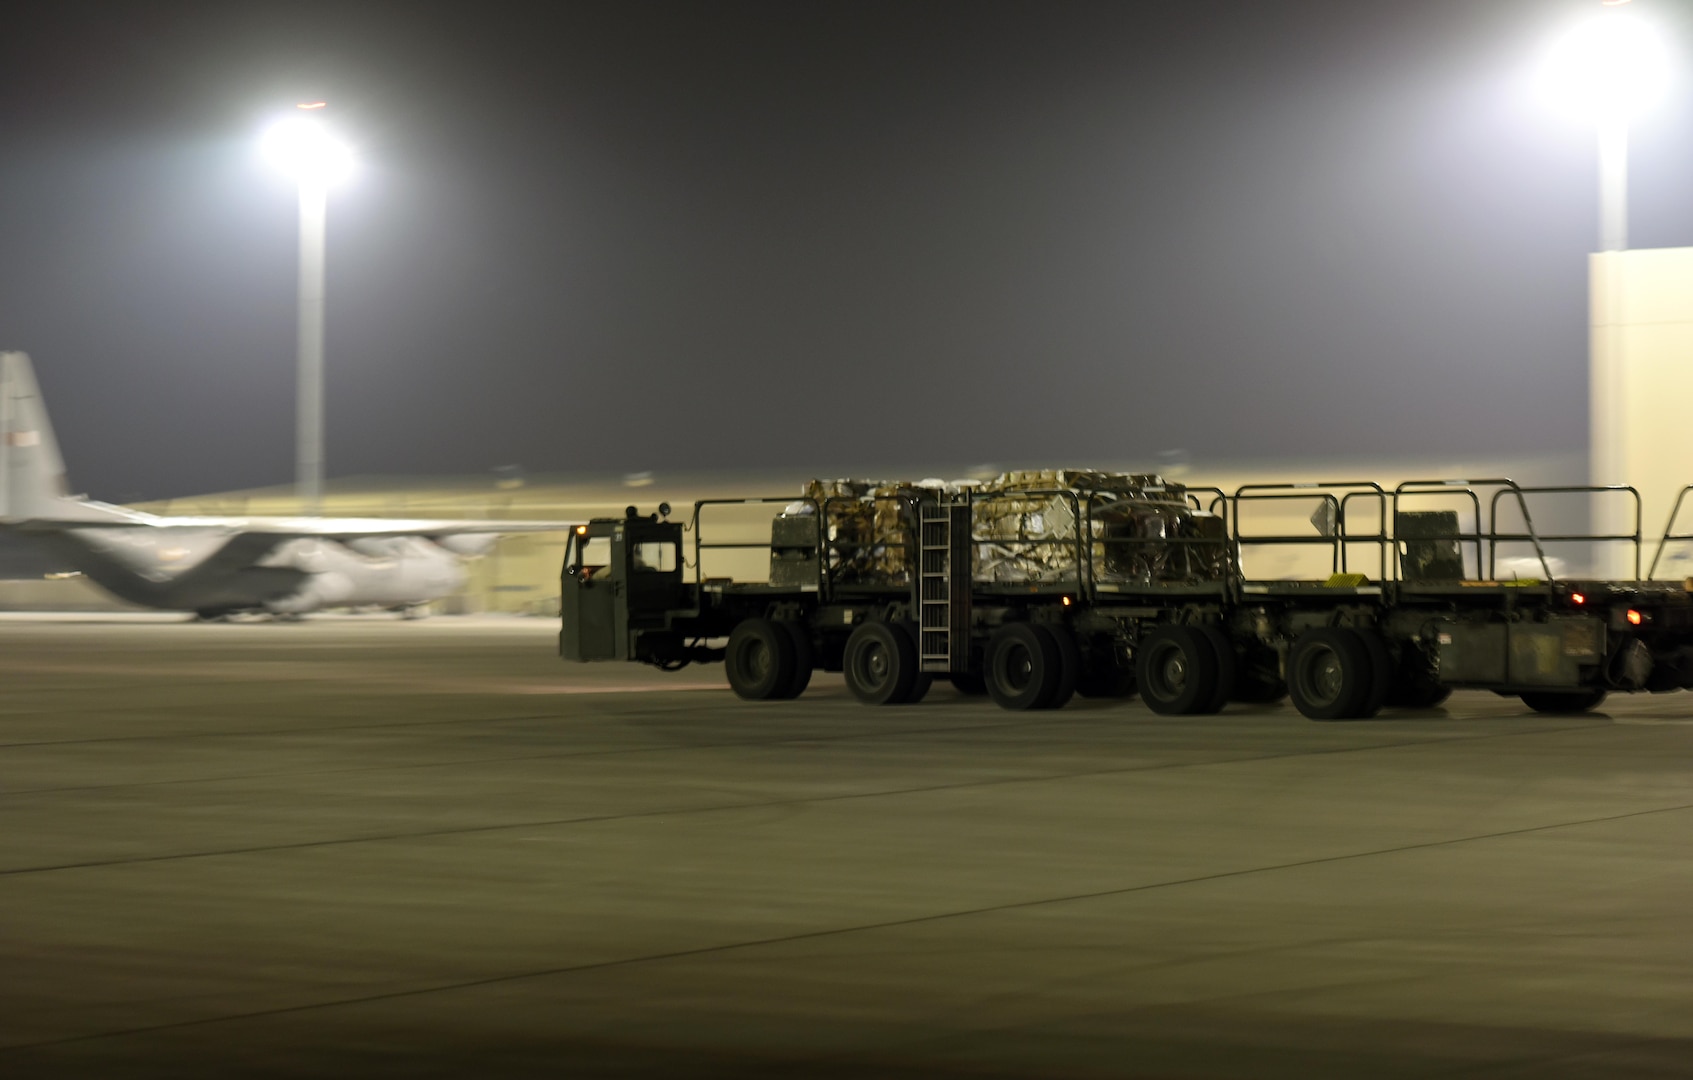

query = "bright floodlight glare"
[1541, 8, 1671, 121]
[262, 117, 355, 185]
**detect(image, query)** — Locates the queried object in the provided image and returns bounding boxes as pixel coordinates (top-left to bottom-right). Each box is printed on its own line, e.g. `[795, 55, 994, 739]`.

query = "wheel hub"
[1308, 649, 1343, 703]
[1003, 644, 1033, 691]
[1159, 652, 1187, 691]
[748, 643, 771, 680]
[863, 643, 890, 684]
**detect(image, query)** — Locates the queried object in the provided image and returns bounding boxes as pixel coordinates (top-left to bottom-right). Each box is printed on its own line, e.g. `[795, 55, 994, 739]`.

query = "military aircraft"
[0, 351, 576, 618]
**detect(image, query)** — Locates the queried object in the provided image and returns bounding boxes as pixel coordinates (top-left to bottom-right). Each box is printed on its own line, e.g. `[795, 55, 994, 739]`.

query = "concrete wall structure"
[1591, 247, 1693, 579]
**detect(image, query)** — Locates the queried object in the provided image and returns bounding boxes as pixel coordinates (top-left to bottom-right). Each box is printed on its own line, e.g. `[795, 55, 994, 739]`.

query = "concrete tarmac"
[3, 615, 1693, 1078]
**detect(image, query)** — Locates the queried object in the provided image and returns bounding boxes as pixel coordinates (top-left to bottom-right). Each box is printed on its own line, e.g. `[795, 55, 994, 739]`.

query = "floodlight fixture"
[262, 112, 355, 187]
[1540, 4, 1671, 123]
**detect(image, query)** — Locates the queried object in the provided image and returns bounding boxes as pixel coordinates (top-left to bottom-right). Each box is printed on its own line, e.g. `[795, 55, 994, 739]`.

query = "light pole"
[1541, 1, 1668, 251]
[1540, 2, 1670, 573]
[263, 104, 353, 515]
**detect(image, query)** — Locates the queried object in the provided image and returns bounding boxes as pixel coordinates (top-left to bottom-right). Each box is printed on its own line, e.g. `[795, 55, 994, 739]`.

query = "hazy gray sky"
[3, 1, 1692, 500]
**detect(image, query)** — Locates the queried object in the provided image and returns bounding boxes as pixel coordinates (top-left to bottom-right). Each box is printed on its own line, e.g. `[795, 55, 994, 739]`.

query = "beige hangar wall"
[1591, 246, 1693, 579]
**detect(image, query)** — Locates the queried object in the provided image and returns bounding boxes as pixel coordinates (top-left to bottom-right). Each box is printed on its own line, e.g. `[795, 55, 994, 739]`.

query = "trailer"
[558, 473, 1693, 720]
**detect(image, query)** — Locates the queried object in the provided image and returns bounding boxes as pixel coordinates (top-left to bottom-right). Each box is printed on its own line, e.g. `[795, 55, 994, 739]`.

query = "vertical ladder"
[919, 500, 973, 673]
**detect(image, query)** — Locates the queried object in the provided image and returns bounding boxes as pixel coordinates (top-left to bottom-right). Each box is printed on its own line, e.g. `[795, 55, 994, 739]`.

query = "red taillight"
[1627, 609, 1644, 625]
[1571, 592, 1586, 605]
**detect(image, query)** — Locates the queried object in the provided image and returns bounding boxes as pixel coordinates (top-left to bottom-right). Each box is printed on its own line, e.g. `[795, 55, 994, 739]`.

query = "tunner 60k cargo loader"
[560, 471, 1693, 720]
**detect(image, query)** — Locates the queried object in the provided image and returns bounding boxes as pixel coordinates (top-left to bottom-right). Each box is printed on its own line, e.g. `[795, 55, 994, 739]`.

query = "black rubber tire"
[1135, 625, 1219, 716]
[1046, 626, 1080, 710]
[906, 673, 934, 704]
[725, 618, 797, 701]
[1384, 645, 1447, 709]
[894, 623, 931, 704]
[1357, 630, 1395, 719]
[844, 621, 918, 706]
[1520, 689, 1608, 714]
[1287, 627, 1373, 721]
[950, 672, 988, 696]
[1196, 625, 1237, 715]
[778, 620, 814, 699]
[985, 623, 1062, 711]
[1076, 665, 1137, 699]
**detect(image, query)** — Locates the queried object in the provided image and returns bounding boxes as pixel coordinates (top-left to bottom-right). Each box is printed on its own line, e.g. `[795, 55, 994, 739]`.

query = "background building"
[1591, 245, 1693, 579]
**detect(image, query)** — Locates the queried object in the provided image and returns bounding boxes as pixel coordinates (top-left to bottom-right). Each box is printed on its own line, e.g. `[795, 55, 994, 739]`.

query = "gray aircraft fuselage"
[0, 350, 569, 618]
[40, 528, 473, 616]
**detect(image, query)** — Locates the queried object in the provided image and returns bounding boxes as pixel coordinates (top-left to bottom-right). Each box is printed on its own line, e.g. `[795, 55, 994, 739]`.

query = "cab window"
[570, 536, 611, 573]
[633, 540, 678, 573]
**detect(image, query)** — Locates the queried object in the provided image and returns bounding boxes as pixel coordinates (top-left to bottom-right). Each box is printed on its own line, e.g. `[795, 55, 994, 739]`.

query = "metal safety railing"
[1227, 482, 1390, 583]
[692, 496, 824, 592]
[1487, 485, 1640, 581]
[1648, 484, 1693, 580]
[1387, 480, 1638, 584]
[687, 478, 1678, 600]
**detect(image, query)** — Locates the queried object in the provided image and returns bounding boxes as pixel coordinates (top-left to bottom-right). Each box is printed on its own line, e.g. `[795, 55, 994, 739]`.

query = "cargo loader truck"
[559, 471, 1693, 720]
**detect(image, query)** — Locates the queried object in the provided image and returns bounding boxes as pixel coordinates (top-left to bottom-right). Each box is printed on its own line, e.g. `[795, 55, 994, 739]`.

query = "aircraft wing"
[8, 510, 581, 539]
[139, 516, 582, 539]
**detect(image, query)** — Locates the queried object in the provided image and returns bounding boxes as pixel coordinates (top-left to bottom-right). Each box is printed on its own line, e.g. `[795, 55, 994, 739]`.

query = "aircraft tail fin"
[0, 351, 73, 523]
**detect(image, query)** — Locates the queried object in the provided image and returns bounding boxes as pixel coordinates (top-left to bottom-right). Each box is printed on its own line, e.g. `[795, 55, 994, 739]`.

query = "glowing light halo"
[262, 115, 355, 186]
[1539, 7, 1671, 123]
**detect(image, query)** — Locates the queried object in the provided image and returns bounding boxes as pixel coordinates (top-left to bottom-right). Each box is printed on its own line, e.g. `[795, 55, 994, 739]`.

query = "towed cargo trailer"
[558, 476, 1693, 720]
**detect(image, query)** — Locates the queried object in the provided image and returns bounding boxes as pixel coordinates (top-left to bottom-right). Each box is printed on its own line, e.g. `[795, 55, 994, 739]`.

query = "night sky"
[3, 1, 1692, 502]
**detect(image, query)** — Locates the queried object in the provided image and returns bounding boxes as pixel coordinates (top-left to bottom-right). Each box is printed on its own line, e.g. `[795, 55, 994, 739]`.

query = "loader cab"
[560, 508, 685, 661]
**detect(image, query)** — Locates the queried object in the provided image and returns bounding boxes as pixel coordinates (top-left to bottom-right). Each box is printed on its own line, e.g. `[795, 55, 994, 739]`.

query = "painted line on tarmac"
[6, 791, 1691, 1057]
[0, 720, 1608, 874]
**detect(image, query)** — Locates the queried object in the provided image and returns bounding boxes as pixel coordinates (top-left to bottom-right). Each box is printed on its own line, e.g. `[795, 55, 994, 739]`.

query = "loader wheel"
[1520, 689, 1608, 714]
[985, 623, 1062, 711]
[777, 620, 814, 699]
[1196, 625, 1237, 715]
[844, 621, 918, 706]
[1135, 625, 1218, 716]
[1047, 626, 1080, 710]
[896, 623, 933, 704]
[1287, 628, 1373, 721]
[726, 618, 797, 701]
[1358, 630, 1396, 719]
